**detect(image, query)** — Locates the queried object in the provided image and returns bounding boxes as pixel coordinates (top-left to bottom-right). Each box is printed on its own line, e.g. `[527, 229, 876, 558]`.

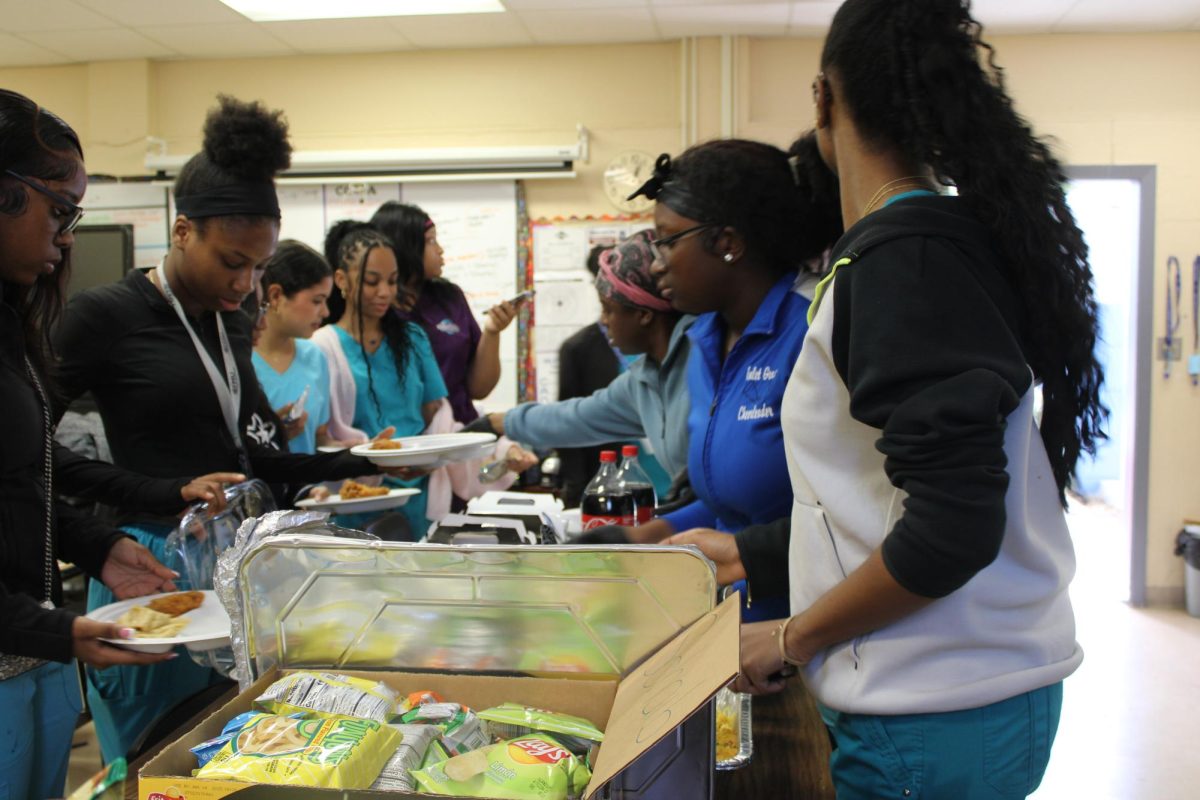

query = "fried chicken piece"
[340, 480, 390, 499]
[369, 439, 404, 450]
[146, 590, 205, 617]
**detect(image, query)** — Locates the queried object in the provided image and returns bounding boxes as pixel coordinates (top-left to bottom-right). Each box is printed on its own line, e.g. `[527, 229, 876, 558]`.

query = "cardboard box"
[138, 536, 738, 799]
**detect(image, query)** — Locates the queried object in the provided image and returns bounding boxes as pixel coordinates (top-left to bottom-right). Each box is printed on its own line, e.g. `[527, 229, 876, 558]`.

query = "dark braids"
[822, 0, 1106, 500]
[323, 220, 411, 430]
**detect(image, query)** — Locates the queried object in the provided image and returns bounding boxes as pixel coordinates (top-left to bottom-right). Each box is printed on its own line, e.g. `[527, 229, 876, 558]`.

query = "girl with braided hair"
[674, 1, 1105, 796]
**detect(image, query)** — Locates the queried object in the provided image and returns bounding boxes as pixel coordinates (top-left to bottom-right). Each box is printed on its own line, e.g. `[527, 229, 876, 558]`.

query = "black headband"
[627, 153, 720, 223]
[175, 183, 281, 220]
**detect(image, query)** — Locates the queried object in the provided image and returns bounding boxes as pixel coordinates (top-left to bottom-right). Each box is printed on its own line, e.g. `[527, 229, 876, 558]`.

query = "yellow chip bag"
[411, 733, 592, 799]
[195, 712, 399, 789]
[255, 671, 398, 722]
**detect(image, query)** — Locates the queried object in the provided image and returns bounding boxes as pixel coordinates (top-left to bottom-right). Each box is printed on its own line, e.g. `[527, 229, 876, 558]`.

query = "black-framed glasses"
[240, 294, 269, 326]
[650, 223, 713, 253]
[4, 169, 85, 235]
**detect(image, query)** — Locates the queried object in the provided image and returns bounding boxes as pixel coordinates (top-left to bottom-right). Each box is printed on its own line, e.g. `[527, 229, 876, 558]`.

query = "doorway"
[1065, 166, 1156, 606]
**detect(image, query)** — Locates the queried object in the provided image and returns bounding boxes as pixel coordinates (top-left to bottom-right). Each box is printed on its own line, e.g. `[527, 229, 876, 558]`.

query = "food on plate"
[256, 671, 398, 722]
[115, 605, 190, 638]
[339, 479, 390, 500]
[147, 590, 205, 617]
[195, 712, 400, 789]
[370, 439, 404, 450]
[411, 733, 592, 799]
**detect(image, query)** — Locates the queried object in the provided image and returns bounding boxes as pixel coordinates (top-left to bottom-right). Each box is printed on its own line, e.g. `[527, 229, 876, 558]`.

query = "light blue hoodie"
[503, 316, 693, 482]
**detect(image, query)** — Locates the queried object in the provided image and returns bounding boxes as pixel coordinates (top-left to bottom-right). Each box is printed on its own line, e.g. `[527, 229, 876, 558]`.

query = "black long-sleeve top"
[1, 290, 127, 663]
[53, 270, 373, 526]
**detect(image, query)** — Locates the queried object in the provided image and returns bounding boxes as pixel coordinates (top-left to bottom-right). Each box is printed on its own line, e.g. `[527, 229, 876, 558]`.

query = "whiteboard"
[530, 218, 650, 401]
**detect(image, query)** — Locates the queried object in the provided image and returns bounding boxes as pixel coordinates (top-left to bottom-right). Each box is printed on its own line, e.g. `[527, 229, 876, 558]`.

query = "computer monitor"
[69, 224, 134, 298]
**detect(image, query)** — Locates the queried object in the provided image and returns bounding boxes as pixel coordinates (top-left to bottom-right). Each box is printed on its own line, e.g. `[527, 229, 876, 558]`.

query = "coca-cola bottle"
[617, 444, 657, 525]
[580, 450, 635, 530]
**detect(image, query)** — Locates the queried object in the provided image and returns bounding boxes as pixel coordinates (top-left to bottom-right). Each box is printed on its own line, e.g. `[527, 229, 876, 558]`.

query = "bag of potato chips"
[195, 712, 399, 789]
[411, 733, 592, 799]
[256, 671, 397, 722]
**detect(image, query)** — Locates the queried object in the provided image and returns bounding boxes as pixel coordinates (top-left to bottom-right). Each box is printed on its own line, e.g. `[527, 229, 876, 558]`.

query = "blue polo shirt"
[662, 272, 811, 619]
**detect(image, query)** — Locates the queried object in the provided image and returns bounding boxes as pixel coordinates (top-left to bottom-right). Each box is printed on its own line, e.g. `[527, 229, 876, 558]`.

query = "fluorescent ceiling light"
[218, 0, 504, 22]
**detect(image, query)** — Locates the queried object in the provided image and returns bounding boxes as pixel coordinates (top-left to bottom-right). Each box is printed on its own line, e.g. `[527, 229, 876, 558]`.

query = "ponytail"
[822, 0, 1106, 498]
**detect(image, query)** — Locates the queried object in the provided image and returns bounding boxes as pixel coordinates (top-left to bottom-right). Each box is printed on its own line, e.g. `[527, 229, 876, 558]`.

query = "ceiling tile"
[136, 22, 296, 59]
[654, 3, 791, 37]
[20, 27, 176, 62]
[0, 0, 120, 33]
[1053, 0, 1200, 33]
[392, 13, 535, 48]
[787, 1, 838, 34]
[72, 0, 246, 27]
[516, 7, 660, 43]
[264, 18, 415, 53]
[0, 32, 71, 65]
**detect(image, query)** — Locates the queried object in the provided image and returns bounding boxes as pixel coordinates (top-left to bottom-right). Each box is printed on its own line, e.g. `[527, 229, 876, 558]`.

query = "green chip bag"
[195, 712, 400, 789]
[411, 734, 592, 799]
[478, 703, 604, 746]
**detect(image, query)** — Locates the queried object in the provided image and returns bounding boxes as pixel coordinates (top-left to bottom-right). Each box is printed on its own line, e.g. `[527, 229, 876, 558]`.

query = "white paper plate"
[295, 487, 419, 513]
[350, 432, 497, 468]
[317, 445, 347, 453]
[88, 590, 230, 654]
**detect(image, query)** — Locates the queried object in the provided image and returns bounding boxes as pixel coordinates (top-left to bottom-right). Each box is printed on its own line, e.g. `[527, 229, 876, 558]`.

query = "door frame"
[1067, 164, 1156, 607]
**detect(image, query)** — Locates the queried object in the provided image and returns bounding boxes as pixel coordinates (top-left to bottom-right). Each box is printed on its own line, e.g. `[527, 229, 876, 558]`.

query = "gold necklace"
[861, 175, 934, 217]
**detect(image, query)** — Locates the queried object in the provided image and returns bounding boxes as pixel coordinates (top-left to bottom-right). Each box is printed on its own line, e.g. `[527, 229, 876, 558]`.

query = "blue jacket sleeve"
[504, 371, 645, 448]
[661, 499, 717, 533]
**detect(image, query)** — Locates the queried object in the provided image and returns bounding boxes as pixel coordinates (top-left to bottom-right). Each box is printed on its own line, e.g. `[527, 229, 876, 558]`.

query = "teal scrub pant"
[0, 660, 82, 800]
[85, 523, 223, 764]
[820, 682, 1063, 800]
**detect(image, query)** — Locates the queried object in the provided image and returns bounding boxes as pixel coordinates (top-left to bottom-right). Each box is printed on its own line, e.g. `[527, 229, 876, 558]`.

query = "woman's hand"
[276, 403, 308, 441]
[180, 471, 245, 513]
[732, 619, 795, 695]
[503, 444, 539, 474]
[664, 528, 747, 585]
[100, 538, 179, 600]
[71, 617, 178, 668]
[482, 301, 518, 335]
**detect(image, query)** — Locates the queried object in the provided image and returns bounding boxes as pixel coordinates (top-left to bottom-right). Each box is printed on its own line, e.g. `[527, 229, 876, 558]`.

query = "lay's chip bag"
[411, 733, 592, 799]
[195, 712, 400, 789]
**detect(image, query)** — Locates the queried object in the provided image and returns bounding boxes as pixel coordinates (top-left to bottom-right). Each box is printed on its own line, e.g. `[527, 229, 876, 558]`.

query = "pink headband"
[598, 251, 673, 312]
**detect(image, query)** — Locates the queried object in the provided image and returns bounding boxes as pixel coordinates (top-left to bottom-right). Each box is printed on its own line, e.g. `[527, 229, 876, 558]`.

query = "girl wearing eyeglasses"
[611, 134, 843, 623]
[52, 96, 393, 764]
[0, 89, 183, 800]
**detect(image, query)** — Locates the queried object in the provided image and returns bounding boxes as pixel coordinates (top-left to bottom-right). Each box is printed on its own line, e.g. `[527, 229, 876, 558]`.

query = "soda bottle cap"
[599, 451, 617, 463]
[622, 445, 639, 457]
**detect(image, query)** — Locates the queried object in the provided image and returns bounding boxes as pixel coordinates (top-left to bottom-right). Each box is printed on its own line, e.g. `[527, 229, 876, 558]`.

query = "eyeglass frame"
[650, 223, 715, 255]
[3, 168, 85, 235]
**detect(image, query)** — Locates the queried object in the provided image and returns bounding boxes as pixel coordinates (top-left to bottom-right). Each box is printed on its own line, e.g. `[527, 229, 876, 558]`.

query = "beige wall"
[3, 31, 1197, 599]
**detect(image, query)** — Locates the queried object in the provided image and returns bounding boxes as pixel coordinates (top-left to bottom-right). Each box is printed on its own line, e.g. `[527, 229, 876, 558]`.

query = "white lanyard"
[155, 262, 248, 468]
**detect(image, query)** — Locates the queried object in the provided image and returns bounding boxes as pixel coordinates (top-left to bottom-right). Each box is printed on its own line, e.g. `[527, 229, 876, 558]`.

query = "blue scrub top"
[251, 339, 332, 454]
[334, 323, 448, 437]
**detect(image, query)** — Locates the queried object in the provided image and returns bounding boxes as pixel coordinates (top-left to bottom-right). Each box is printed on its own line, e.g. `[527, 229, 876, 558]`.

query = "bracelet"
[774, 615, 805, 668]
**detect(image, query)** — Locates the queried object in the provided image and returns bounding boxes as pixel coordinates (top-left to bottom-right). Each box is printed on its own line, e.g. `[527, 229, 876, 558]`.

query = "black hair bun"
[202, 94, 291, 183]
